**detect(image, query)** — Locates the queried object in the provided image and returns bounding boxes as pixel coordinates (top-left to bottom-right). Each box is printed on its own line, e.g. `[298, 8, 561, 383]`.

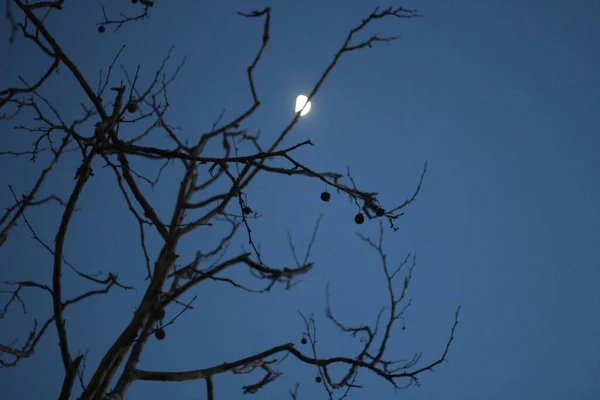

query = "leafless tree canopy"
[0, 2, 460, 399]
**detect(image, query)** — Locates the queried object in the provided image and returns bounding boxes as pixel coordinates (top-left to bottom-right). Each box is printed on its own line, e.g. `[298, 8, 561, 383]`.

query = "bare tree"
[0, 2, 460, 400]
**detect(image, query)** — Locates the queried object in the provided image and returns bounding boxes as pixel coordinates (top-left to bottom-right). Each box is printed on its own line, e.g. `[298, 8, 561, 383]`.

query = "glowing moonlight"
[295, 95, 312, 116]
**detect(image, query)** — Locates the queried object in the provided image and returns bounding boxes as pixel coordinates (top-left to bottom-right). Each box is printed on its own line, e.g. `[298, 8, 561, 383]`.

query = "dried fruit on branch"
[354, 213, 365, 224]
[154, 328, 166, 340]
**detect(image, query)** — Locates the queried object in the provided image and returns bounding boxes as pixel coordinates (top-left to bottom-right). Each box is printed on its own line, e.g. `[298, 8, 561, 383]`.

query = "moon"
[295, 95, 312, 116]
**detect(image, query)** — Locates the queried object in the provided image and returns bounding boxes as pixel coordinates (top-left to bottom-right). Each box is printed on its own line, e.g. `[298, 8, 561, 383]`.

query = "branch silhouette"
[0, 2, 459, 400]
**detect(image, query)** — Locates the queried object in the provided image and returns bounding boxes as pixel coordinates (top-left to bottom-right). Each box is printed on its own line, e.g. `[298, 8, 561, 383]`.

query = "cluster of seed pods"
[320, 191, 385, 224]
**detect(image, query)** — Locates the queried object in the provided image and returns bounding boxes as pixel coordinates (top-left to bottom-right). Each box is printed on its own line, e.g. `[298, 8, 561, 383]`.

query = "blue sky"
[1, 1, 599, 399]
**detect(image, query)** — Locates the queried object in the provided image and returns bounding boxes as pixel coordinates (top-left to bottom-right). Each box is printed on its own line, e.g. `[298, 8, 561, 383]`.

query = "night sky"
[1, 1, 599, 399]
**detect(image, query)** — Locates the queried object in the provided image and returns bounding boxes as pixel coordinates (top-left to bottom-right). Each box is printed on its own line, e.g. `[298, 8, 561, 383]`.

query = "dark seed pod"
[320, 192, 331, 202]
[376, 207, 385, 217]
[154, 328, 166, 340]
[315, 376, 322, 383]
[126, 101, 138, 113]
[98, 25, 106, 33]
[301, 337, 307, 344]
[354, 213, 365, 225]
